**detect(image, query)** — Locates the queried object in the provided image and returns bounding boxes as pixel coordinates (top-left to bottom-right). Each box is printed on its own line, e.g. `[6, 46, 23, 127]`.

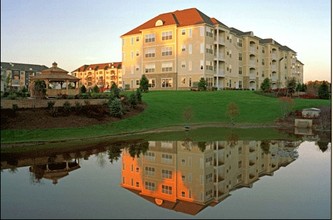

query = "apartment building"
[1, 62, 49, 92]
[121, 8, 303, 91]
[72, 62, 122, 91]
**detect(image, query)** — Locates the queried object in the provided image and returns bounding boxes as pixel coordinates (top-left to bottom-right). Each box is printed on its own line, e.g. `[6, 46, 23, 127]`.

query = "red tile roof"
[72, 62, 122, 72]
[121, 8, 223, 36]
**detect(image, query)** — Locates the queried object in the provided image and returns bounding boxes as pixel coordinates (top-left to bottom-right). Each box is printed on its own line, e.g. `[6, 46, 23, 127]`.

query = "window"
[162, 31, 172, 40]
[145, 48, 155, 58]
[162, 47, 172, 56]
[148, 78, 156, 88]
[181, 191, 186, 197]
[144, 151, 155, 160]
[189, 29, 192, 37]
[131, 37, 134, 45]
[200, 27, 204, 36]
[181, 29, 186, 35]
[136, 36, 140, 42]
[181, 77, 186, 84]
[206, 61, 213, 70]
[181, 61, 186, 68]
[188, 61, 192, 71]
[239, 67, 242, 74]
[206, 44, 213, 54]
[161, 153, 173, 163]
[200, 43, 204, 53]
[162, 62, 172, 72]
[145, 181, 155, 191]
[145, 34, 155, 43]
[162, 169, 172, 179]
[237, 38, 243, 47]
[206, 27, 213, 37]
[206, 173, 213, 182]
[145, 64, 155, 73]
[144, 166, 155, 176]
[162, 185, 172, 194]
[188, 44, 192, 54]
[239, 81, 242, 89]
[239, 53, 242, 61]
[182, 45, 186, 52]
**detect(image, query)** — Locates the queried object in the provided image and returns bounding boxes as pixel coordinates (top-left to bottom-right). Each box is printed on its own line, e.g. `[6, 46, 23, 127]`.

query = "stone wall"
[1, 98, 108, 109]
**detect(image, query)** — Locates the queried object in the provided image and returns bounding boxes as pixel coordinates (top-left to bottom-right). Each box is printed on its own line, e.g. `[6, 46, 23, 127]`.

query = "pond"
[1, 128, 331, 219]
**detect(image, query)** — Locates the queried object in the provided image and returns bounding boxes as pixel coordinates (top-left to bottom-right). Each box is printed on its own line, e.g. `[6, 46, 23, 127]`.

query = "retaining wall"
[1, 98, 108, 109]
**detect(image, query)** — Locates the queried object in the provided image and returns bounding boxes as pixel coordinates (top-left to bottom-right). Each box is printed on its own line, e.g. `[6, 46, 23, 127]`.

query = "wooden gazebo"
[29, 62, 80, 98]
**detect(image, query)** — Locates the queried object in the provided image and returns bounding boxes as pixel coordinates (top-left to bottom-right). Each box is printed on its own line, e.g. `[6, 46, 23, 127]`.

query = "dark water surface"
[1, 131, 331, 219]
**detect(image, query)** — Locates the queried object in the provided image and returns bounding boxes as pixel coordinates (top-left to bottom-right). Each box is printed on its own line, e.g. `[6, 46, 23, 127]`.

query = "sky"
[1, 0, 331, 83]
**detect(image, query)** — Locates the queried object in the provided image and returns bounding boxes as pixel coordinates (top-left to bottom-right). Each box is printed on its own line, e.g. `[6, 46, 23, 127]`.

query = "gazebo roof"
[31, 62, 80, 82]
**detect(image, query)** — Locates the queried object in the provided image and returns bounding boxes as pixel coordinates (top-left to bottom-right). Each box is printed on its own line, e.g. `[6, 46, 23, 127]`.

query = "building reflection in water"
[29, 159, 80, 185]
[121, 140, 301, 215]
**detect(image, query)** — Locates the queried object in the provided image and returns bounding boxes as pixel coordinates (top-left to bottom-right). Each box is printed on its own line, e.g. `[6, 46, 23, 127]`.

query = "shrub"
[139, 74, 149, 92]
[80, 85, 87, 94]
[47, 101, 55, 109]
[136, 88, 142, 103]
[198, 78, 207, 91]
[12, 104, 18, 111]
[63, 101, 71, 114]
[109, 98, 124, 118]
[129, 92, 138, 108]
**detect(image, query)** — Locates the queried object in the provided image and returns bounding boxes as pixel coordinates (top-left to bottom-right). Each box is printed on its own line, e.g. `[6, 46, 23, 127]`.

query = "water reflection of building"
[29, 160, 80, 184]
[121, 140, 300, 215]
[1, 146, 109, 184]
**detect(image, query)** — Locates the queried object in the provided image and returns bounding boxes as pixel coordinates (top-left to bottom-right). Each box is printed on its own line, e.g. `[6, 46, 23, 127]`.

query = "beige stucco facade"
[121, 8, 304, 91]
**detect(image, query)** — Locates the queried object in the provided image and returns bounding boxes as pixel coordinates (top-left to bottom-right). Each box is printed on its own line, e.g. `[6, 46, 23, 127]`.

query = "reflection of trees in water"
[227, 132, 239, 147]
[108, 145, 122, 164]
[260, 140, 271, 154]
[316, 141, 330, 152]
[197, 142, 206, 152]
[128, 141, 149, 158]
[96, 152, 107, 168]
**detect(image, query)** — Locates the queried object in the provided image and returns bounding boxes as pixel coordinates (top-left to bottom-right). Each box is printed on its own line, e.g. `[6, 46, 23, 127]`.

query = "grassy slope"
[1, 90, 330, 143]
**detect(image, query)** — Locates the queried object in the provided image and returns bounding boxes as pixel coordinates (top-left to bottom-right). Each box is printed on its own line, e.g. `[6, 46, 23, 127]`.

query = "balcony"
[214, 54, 225, 61]
[214, 175, 225, 182]
[214, 159, 225, 166]
[214, 71, 225, 77]
[214, 36, 225, 45]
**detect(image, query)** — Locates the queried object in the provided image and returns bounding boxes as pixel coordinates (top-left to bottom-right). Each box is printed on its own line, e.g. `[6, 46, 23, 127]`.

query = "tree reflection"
[260, 140, 271, 154]
[108, 145, 123, 164]
[316, 141, 329, 152]
[128, 141, 149, 158]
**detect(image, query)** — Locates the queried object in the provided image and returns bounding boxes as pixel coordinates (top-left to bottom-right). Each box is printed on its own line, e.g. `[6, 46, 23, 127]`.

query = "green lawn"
[1, 90, 330, 144]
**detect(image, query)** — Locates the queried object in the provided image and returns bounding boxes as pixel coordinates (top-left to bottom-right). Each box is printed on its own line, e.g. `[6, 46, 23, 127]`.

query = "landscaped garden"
[1, 90, 330, 145]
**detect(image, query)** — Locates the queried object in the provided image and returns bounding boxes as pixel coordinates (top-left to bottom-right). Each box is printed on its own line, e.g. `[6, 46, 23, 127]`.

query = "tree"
[226, 102, 239, 125]
[110, 82, 120, 98]
[93, 85, 100, 93]
[135, 88, 142, 103]
[286, 77, 296, 96]
[260, 78, 271, 92]
[139, 74, 149, 92]
[33, 80, 46, 98]
[198, 77, 207, 91]
[109, 98, 124, 118]
[80, 85, 87, 94]
[318, 81, 330, 99]
[279, 96, 294, 118]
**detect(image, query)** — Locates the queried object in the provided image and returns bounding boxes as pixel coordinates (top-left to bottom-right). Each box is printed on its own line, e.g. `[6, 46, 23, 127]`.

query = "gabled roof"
[121, 8, 215, 37]
[210, 17, 228, 28]
[1, 62, 49, 72]
[280, 45, 296, 53]
[72, 62, 122, 73]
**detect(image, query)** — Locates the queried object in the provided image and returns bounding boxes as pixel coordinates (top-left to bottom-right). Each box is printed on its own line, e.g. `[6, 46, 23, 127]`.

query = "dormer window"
[155, 19, 164, 26]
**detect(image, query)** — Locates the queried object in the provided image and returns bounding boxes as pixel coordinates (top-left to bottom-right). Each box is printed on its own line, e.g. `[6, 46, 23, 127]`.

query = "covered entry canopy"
[30, 62, 80, 97]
